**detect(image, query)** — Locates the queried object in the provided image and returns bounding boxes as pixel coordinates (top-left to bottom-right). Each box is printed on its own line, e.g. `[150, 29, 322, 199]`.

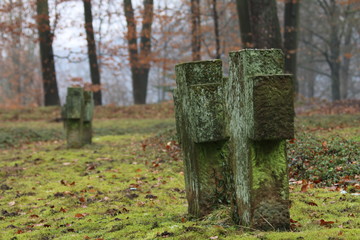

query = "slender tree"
[36, 0, 60, 106]
[191, 0, 201, 61]
[284, 0, 301, 94]
[124, 0, 154, 104]
[83, 0, 102, 105]
[340, 26, 352, 99]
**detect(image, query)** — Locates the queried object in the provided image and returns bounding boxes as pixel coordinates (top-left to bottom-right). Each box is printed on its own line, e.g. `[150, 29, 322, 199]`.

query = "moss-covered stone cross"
[62, 87, 94, 148]
[225, 49, 294, 230]
[174, 49, 294, 230]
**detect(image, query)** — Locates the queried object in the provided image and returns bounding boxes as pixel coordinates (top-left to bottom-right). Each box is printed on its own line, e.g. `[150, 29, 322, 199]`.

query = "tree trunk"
[235, 0, 252, 48]
[211, 0, 221, 59]
[124, 0, 153, 104]
[247, 0, 282, 49]
[36, 0, 60, 106]
[9, 0, 23, 105]
[340, 26, 352, 99]
[133, 70, 150, 104]
[83, 0, 102, 105]
[137, 0, 153, 104]
[328, 4, 341, 101]
[284, 0, 301, 94]
[191, 0, 201, 61]
[305, 69, 315, 98]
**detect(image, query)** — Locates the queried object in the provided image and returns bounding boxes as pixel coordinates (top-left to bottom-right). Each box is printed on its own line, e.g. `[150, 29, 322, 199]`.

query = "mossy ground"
[0, 106, 359, 240]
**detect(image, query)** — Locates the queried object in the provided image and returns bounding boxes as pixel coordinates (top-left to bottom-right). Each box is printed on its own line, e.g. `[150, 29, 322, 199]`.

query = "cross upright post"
[225, 49, 294, 230]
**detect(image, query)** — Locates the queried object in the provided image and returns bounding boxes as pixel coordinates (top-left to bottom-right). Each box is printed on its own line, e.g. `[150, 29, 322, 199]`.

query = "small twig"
[259, 214, 275, 231]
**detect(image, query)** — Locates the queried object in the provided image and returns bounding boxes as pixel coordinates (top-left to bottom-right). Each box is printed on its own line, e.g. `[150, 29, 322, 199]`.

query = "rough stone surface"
[251, 75, 294, 140]
[174, 60, 229, 217]
[188, 83, 225, 143]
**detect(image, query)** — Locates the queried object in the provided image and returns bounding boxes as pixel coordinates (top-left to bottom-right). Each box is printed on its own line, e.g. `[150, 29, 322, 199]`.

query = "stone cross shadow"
[174, 49, 294, 230]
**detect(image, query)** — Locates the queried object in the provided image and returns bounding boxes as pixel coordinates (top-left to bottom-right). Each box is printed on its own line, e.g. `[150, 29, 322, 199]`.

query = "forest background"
[0, 0, 359, 107]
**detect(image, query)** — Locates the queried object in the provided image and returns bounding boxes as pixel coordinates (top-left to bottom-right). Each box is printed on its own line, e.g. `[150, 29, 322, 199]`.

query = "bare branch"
[298, 65, 331, 78]
[303, 26, 330, 45]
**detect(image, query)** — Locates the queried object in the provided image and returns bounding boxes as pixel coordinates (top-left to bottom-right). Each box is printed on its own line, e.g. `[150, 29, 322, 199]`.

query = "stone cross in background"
[62, 87, 94, 148]
[174, 60, 229, 217]
[174, 49, 294, 230]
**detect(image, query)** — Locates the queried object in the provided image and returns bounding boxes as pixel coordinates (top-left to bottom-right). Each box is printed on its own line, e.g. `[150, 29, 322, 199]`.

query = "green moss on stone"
[251, 74, 294, 140]
[250, 140, 288, 196]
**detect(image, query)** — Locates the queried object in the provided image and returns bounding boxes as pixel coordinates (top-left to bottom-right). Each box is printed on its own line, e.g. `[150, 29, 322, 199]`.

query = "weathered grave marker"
[174, 60, 230, 217]
[64, 87, 85, 148]
[225, 49, 293, 230]
[63, 87, 95, 148]
[174, 49, 294, 230]
[83, 91, 94, 144]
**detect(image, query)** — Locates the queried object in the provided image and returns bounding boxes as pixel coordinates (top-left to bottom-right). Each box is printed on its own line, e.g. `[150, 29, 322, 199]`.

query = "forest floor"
[0, 100, 359, 240]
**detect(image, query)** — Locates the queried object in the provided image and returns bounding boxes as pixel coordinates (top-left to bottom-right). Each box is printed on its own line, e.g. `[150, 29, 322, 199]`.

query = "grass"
[0, 105, 359, 240]
[0, 119, 175, 148]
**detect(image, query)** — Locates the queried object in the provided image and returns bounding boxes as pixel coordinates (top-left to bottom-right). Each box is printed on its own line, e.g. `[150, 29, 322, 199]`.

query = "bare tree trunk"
[83, 0, 102, 105]
[211, 0, 220, 59]
[136, 0, 153, 104]
[341, 26, 352, 99]
[328, 3, 341, 101]
[124, 0, 140, 103]
[247, 0, 282, 49]
[36, 0, 60, 106]
[9, 0, 23, 105]
[191, 0, 201, 61]
[284, 0, 301, 94]
[235, 0, 252, 48]
[124, 0, 153, 104]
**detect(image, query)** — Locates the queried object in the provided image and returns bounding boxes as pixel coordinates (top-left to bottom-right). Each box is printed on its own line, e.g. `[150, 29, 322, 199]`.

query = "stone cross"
[225, 49, 294, 230]
[174, 60, 230, 217]
[63, 87, 94, 148]
[174, 49, 294, 230]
